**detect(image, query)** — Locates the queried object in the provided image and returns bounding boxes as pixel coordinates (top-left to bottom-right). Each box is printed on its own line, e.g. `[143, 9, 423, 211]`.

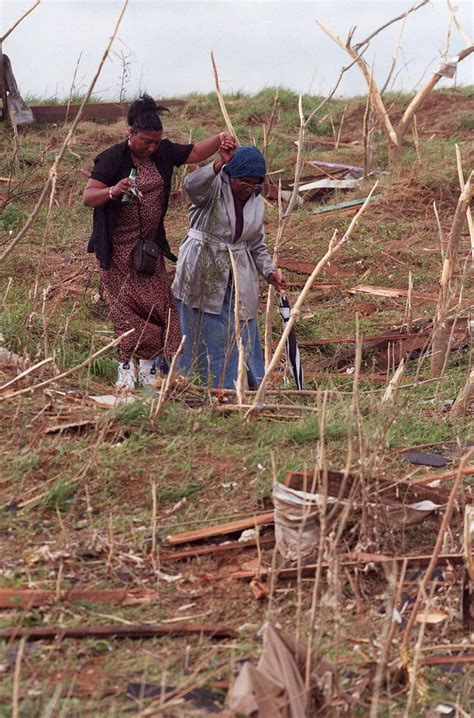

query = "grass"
[0, 87, 472, 716]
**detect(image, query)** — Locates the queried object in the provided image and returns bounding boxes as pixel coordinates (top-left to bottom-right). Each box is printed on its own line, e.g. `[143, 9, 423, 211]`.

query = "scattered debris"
[415, 609, 449, 625]
[0, 346, 25, 369]
[156, 569, 183, 583]
[349, 284, 439, 302]
[0, 587, 159, 609]
[313, 194, 382, 215]
[88, 394, 136, 407]
[402, 451, 451, 468]
[227, 622, 328, 716]
[273, 480, 320, 560]
[160, 534, 275, 562]
[126, 683, 225, 712]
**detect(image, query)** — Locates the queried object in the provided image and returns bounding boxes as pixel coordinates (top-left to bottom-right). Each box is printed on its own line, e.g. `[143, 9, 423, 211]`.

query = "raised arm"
[185, 132, 235, 164]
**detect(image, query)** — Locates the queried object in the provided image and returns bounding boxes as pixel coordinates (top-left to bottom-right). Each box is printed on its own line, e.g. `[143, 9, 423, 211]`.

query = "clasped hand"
[268, 269, 288, 293]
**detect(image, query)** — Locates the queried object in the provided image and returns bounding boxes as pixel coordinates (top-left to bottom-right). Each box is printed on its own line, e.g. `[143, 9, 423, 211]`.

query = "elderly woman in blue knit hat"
[172, 144, 287, 389]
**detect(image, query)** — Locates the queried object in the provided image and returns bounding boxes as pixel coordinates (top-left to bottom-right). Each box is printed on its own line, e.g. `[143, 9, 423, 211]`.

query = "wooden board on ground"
[165, 512, 275, 546]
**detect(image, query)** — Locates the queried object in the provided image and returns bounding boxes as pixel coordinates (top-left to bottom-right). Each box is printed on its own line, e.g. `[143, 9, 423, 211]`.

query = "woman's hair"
[127, 93, 169, 131]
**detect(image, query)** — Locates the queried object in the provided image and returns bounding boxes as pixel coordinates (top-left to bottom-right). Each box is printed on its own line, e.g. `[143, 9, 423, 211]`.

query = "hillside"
[0, 87, 473, 716]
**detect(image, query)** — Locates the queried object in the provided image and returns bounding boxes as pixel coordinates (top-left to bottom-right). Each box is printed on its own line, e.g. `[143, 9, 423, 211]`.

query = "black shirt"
[87, 138, 193, 269]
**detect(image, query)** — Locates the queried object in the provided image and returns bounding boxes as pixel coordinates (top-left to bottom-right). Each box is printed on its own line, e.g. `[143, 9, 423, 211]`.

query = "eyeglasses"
[234, 178, 264, 190]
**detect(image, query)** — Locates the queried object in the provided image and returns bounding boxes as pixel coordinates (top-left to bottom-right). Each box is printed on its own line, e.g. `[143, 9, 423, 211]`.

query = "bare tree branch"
[0, 0, 41, 43]
[353, 0, 429, 51]
[446, 0, 473, 47]
[0, 0, 129, 264]
[211, 51, 240, 144]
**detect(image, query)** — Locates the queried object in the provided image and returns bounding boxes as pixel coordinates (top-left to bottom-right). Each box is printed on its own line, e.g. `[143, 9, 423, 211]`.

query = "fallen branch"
[0, 623, 237, 642]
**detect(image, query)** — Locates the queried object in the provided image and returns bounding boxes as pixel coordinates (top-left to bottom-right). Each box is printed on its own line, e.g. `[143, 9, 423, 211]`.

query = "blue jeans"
[176, 285, 265, 389]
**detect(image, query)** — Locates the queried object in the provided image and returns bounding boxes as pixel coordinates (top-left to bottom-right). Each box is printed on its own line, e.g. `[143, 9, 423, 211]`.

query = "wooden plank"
[165, 512, 275, 546]
[0, 587, 158, 610]
[0, 623, 237, 641]
[231, 552, 466, 581]
[420, 654, 474, 667]
[313, 194, 382, 214]
[298, 330, 429, 348]
[284, 469, 466, 506]
[412, 467, 474, 485]
[30, 99, 185, 124]
[160, 533, 275, 562]
[349, 284, 439, 302]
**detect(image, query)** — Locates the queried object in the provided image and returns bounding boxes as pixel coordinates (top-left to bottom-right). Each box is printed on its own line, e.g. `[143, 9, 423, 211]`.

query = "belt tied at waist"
[186, 228, 248, 253]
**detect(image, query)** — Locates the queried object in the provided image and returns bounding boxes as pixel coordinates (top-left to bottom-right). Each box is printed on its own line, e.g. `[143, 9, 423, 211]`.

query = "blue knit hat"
[224, 146, 266, 180]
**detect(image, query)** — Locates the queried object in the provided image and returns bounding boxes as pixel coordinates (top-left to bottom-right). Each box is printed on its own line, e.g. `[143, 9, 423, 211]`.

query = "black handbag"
[131, 198, 159, 275]
[133, 238, 159, 275]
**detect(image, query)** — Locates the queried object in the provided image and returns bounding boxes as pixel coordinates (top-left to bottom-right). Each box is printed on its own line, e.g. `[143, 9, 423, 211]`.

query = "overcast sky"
[2, 0, 473, 101]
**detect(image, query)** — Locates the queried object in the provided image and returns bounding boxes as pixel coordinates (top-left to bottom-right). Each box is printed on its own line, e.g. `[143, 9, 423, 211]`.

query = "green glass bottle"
[121, 167, 137, 204]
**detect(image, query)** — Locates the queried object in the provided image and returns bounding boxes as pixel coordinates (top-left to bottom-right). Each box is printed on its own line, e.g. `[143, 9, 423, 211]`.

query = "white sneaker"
[116, 361, 136, 390]
[138, 358, 157, 388]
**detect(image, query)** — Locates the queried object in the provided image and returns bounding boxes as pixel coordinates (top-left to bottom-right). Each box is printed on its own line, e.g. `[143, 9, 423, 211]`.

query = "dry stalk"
[403, 270, 413, 332]
[266, 452, 282, 619]
[210, 51, 239, 143]
[402, 583, 436, 718]
[264, 179, 283, 369]
[380, 10, 409, 94]
[451, 368, 474, 417]
[381, 358, 406, 404]
[401, 447, 474, 651]
[412, 114, 421, 164]
[369, 559, 407, 717]
[0, 0, 129, 263]
[431, 170, 473, 377]
[253, 183, 378, 405]
[335, 104, 347, 150]
[0, 0, 41, 42]
[0, 328, 134, 401]
[11, 636, 26, 718]
[455, 144, 474, 263]
[304, 392, 329, 703]
[362, 78, 374, 176]
[0, 356, 52, 391]
[446, 0, 473, 47]
[150, 481, 158, 570]
[154, 335, 185, 418]
[65, 51, 83, 125]
[228, 248, 246, 404]
[10, 110, 20, 172]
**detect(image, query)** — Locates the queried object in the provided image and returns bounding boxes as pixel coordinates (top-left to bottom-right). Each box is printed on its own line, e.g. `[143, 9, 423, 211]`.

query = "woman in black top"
[83, 94, 235, 389]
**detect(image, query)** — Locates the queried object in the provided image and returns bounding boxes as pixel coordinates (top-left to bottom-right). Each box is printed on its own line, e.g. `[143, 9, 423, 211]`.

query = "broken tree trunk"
[317, 10, 474, 167]
[431, 171, 473, 378]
